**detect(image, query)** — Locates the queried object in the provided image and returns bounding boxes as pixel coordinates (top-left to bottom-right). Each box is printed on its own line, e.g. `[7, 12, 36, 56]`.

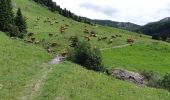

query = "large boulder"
[110, 69, 145, 84]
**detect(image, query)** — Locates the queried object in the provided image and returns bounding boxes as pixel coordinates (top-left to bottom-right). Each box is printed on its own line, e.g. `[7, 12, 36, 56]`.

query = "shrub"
[160, 73, 170, 91]
[7, 24, 19, 37]
[141, 70, 161, 88]
[68, 40, 104, 71]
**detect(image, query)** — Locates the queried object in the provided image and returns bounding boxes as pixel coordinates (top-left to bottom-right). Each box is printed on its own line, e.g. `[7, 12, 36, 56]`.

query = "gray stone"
[110, 69, 145, 84]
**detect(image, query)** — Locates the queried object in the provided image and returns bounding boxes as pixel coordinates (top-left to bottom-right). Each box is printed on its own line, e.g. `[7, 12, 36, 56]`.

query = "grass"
[36, 62, 170, 100]
[102, 41, 170, 75]
[13, 0, 151, 53]
[0, 0, 169, 99]
[0, 32, 51, 99]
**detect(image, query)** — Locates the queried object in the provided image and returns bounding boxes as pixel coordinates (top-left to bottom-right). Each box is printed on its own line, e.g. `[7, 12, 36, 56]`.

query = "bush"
[141, 70, 161, 88]
[68, 40, 104, 71]
[160, 73, 170, 91]
[7, 24, 19, 37]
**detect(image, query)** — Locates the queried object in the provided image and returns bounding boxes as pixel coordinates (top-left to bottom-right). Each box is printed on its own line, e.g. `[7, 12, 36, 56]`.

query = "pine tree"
[0, 0, 14, 31]
[15, 8, 27, 34]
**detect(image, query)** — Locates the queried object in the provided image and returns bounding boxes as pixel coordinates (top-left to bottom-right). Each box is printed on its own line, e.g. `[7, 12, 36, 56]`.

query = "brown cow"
[31, 37, 35, 42]
[127, 38, 134, 43]
[51, 42, 58, 47]
[47, 48, 53, 53]
[35, 41, 40, 44]
[84, 35, 91, 41]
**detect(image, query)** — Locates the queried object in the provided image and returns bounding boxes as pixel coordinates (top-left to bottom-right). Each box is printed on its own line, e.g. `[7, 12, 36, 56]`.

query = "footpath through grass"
[0, 32, 51, 99]
[36, 61, 170, 100]
[102, 41, 170, 75]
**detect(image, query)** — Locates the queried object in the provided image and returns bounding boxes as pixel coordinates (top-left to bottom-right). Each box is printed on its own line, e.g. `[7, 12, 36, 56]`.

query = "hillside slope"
[13, 0, 150, 53]
[0, 32, 51, 99]
[138, 17, 170, 40]
[36, 62, 170, 100]
[0, 0, 170, 99]
[91, 19, 141, 31]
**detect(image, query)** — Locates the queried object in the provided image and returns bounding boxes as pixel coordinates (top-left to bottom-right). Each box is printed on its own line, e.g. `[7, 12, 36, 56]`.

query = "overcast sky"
[53, 0, 170, 25]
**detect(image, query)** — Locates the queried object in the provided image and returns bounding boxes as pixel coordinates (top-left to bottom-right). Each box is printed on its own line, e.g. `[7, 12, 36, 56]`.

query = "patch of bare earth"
[19, 55, 63, 100]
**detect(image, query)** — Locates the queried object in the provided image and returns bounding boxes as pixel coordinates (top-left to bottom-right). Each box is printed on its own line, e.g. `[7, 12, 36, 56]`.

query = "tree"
[68, 40, 104, 71]
[0, 0, 14, 31]
[15, 8, 27, 34]
[160, 73, 170, 91]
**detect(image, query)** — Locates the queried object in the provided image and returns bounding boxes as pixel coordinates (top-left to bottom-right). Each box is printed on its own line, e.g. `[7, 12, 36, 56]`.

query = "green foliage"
[139, 18, 170, 42]
[15, 8, 27, 33]
[141, 70, 161, 88]
[69, 40, 103, 71]
[161, 73, 170, 91]
[0, 0, 14, 31]
[69, 36, 79, 47]
[7, 24, 19, 37]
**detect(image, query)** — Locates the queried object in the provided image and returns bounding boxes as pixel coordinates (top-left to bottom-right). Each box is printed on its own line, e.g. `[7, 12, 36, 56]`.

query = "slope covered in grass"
[13, 0, 151, 53]
[0, 0, 169, 99]
[0, 32, 51, 99]
[36, 62, 170, 100]
[102, 41, 170, 75]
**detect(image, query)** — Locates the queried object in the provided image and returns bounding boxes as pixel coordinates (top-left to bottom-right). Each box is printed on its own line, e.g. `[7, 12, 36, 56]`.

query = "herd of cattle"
[24, 17, 135, 55]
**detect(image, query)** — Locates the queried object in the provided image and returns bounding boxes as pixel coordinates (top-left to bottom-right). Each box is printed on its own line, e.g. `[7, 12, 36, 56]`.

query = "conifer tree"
[14, 8, 27, 34]
[0, 0, 14, 31]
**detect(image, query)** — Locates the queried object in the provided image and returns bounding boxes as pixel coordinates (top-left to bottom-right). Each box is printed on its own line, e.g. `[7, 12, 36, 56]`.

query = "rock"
[110, 69, 145, 84]
[48, 55, 65, 65]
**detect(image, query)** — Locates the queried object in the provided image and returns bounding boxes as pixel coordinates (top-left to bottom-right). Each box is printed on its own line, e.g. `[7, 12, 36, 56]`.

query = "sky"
[53, 0, 170, 25]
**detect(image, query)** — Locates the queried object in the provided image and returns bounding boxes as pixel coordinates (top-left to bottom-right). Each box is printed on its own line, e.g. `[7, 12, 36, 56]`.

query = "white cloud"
[53, 0, 170, 25]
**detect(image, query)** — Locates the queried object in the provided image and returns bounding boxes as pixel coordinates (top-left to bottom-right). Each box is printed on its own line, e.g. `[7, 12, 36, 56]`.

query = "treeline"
[138, 18, 170, 42]
[0, 0, 27, 38]
[32, 0, 93, 25]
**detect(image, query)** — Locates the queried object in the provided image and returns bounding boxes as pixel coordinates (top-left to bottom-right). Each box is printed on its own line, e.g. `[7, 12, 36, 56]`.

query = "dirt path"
[100, 44, 131, 51]
[19, 55, 63, 100]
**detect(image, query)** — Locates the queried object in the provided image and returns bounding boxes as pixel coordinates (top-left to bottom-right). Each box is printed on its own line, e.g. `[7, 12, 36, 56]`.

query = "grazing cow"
[84, 29, 89, 34]
[111, 35, 116, 38]
[127, 38, 134, 43]
[61, 52, 68, 57]
[35, 41, 40, 44]
[48, 33, 53, 37]
[60, 26, 65, 34]
[27, 40, 33, 43]
[90, 31, 97, 37]
[50, 23, 53, 26]
[51, 42, 58, 47]
[84, 35, 91, 41]
[101, 36, 107, 40]
[108, 39, 113, 44]
[47, 48, 53, 53]
[31, 37, 35, 42]
[98, 37, 102, 41]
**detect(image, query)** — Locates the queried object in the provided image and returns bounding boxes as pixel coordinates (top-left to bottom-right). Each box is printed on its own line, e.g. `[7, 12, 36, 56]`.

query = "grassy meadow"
[0, 0, 169, 99]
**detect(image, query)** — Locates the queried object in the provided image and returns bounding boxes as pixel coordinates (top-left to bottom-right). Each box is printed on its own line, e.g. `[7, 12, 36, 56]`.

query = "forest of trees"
[0, 0, 27, 38]
[32, 0, 93, 25]
[138, 18, 170, 42]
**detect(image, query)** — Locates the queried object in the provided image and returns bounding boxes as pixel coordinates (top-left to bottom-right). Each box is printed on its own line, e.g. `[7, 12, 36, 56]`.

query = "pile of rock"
[110, 69, 145, 84]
